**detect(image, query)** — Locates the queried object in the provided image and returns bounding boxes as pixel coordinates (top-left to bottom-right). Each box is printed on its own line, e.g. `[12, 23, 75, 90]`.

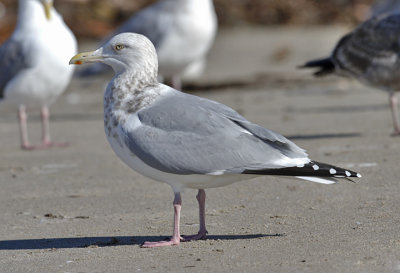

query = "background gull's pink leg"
[38, 106, 69, 148]
[41, 105, 51, 145]
[18, 106, 69, 150]
[18, 105, 32, 150]
[389, 92, 400, 136]
[27, 106, 69, 149]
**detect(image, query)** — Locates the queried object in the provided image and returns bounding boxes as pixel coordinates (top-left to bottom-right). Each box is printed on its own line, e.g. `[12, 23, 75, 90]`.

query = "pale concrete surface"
[0, 26, 399, 273]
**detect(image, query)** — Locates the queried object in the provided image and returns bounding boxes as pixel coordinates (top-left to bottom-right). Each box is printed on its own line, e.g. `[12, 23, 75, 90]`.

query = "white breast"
[157, 0, 217, 78]
[4, 10, 77, 108]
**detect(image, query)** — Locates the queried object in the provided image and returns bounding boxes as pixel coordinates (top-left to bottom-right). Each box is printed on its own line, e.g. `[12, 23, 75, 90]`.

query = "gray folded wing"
[0, 38, 33, 98]
[122, 91, 309, 175]
[332, 14, 400, 87]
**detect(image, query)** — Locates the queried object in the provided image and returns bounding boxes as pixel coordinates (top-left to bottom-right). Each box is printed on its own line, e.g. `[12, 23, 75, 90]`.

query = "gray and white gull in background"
[70, 33, 361, 248]
[300, 13, 400, 136]
[79, 0, 217, 90]
[0, 0, 77, 149]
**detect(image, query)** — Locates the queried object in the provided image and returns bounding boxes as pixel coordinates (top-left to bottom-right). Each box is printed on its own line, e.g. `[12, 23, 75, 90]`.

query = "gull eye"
[115, 44, 124, 51]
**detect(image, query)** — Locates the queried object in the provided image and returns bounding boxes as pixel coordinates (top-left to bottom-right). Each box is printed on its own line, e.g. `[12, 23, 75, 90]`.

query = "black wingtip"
[242, 161, 361, 179]
[299, 58, 335, 77]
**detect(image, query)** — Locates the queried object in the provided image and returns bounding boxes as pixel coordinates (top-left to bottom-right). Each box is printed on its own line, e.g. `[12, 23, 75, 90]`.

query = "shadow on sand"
[0, 233, 283, 250]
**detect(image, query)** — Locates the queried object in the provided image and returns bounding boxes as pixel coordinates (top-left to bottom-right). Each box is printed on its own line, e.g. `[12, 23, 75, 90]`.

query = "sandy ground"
[0, 26, 399, 273]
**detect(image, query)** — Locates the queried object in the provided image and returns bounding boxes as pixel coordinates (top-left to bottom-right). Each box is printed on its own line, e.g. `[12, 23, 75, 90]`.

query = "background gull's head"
[70, 33, 158, 78]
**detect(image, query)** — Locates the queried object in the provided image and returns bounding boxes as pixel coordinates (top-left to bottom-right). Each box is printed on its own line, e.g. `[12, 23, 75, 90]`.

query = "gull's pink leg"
[18, 105, 33, 150]
[41, 105, 51, 145]
[183, 189, 208, 241]
[31, 106, 69, 149]
[142, 192, 182, 248]
[20, 106, 68, 150]
[389, 92, 400, 136]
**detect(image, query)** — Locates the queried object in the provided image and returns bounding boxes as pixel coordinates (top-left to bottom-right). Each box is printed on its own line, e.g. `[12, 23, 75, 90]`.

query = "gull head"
[70, 33, 159, 78]
[40, 0, 53, 20]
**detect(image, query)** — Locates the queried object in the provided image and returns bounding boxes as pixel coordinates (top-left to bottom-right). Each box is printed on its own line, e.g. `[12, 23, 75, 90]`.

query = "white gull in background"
[300, 13, 400, 136]
[79, 0, 217, 90]
[70, 33, 361, 248]
[0, 0, 77, 149]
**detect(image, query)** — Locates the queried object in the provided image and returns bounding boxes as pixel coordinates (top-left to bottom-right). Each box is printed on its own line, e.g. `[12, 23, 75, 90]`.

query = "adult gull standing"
[70, 33, 361, 248]
[79, 0, 217, 90]
[300, 13, 400, 136]
[0, 0, 77, 149]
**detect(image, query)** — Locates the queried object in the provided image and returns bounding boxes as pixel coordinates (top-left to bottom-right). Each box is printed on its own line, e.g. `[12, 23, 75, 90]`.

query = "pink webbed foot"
[141, 236, 182, 248]
[22, 141, 69, 150]
[182, 229, 208, 241]
[142, 230, 207, 247]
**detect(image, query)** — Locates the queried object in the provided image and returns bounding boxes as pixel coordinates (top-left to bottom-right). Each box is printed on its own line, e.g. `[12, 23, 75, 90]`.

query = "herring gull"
[0, 0, 77, 149]
[300, 13, 400, 136]
[78, 0, 217, 90]
[70, 33, 361, 248]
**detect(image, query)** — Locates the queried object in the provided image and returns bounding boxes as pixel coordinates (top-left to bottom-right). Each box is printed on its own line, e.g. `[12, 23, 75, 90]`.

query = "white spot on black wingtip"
[345, 171, 351, 177]
[329, 168, 337, 175]
[357, 173, 362, 178]
[312, 164, 319, 170]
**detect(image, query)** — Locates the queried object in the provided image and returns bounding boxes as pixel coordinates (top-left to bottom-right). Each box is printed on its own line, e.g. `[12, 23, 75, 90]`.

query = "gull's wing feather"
[122, 89, 309, 175]
[0, 38, 33, 98]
